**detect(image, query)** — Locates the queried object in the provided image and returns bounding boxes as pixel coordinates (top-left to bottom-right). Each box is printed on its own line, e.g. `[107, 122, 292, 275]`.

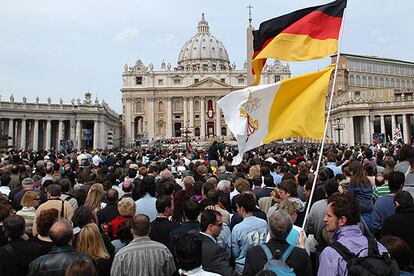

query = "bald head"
[49, 219, 73, 246]
[131, 214, 151, 237]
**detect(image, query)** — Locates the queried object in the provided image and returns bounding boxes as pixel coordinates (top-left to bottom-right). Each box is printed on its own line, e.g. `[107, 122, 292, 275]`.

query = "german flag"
[251, 0, 347, 85]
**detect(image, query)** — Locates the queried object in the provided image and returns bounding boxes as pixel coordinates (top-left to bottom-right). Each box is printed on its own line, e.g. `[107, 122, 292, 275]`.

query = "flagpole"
[301, 8, 348, 230]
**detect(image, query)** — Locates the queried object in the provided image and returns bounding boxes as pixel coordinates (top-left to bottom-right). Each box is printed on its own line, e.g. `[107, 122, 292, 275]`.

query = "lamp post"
[332, 118, 345, 144]
[180, 120, 193, 150]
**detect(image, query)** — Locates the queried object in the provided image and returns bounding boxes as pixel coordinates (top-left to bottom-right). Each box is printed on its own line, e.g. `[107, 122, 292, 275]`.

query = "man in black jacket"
[198, 210, 232, 276]
[382, 191, 414, 255]
[0, 215, 43, 276]
[28, 219, 93, 276]
[149, 195, 179, 250]
[97, 188, 119, 225]
[242, 209, 312, 276]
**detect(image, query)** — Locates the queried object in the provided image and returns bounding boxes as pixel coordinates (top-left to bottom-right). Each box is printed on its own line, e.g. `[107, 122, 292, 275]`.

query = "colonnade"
[0, 118, 107, 150]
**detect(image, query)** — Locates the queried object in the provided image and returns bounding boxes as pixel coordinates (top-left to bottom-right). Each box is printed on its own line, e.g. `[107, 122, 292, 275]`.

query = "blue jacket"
[231, 216, 267, 273]
[348, 182, 374, 213]
[371, 194, 395, 233]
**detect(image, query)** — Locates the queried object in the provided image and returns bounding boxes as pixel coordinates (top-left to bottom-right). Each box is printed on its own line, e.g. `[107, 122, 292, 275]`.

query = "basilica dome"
[177, 14, 230, 70]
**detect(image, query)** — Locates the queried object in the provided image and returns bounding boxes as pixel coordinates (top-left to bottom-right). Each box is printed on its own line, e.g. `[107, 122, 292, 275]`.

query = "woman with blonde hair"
[108, 197, 135, 239]
[16, 191, 41, 235]
[84, 183, 105, 211]
[77, 223, 112, 276]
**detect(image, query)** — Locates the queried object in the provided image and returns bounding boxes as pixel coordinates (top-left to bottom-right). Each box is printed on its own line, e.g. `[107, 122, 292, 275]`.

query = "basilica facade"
[121, 14, 291, 146]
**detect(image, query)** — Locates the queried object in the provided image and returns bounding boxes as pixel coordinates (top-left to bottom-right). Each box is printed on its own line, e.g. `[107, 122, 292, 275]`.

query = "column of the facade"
[364, 115, 371, 144]
[76, 120, 81, 149]
[403, 114, 409, 144]
[147, 97, 155, 139]
[183, 97, 188, 126]
[330, 120, 336, 143]
[215, 98, 221, 138]
[57, 120, 64, 149]
[93, 120, 99, 149]
[166, 98, 173, 138]
[200, 97, 206, 139]
[391, 114, 396, 135]
[8, 119, 14, 148]
[45, 120, 51, 150]
[380, 115, 385, 134]
[348, 116, 355, 145]
[370, 116, 375, 137]
[70, 120, 76, 143]
[124, 99, 133, 146]
[33, 120, 39, 151]
[189, 97, 194, 136]
[14, 120, 19, 148]
[100, 121, 107, 149]
[20, 119, 26, 150]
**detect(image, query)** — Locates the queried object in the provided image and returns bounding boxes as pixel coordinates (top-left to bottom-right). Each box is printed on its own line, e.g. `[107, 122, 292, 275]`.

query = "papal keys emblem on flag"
[239, 91, 261, 142]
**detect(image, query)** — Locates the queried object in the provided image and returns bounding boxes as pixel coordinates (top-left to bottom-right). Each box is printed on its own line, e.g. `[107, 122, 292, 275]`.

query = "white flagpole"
[302, 8, 348, 230]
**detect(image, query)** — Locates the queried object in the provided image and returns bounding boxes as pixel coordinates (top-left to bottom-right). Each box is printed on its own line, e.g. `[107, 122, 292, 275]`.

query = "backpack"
[259, 243, 296, 276]
[330, 237, 399, 276]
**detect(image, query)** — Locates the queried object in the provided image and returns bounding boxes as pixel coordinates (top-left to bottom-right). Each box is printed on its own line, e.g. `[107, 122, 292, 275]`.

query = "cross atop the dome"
[247, 4, 253, 25]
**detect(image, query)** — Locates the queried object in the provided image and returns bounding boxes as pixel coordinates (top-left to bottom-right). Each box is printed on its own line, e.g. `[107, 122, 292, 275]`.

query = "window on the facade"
[194, 100, 200, 111]
[362, 76, 367, 86]
[349, 75, 355, 86]
[354, 91, 361, 97]
[274, 76, 281, 83]
[194, 79, 199, 84]
[136, 100, 143, 113]
[355, 75, 361, 86]
[195, 128, 200, 137]
[380, 77, 384, 88]
[136, 77, 142, 85]
[221, 78, 225, 83]
[238, 78, 244, 84]
[174, 79, 181, 84]
[221, 127, 227, 136]
[373, 77, 379, 87]
[208, 100, 213, 110]
[158, 79, 163, 85]
[175, 100, 182, 112]
[195, 115, 199, 118]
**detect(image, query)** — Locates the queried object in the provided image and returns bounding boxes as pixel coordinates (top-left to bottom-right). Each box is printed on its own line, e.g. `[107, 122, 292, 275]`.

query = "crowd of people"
[0, 140, 414, 275]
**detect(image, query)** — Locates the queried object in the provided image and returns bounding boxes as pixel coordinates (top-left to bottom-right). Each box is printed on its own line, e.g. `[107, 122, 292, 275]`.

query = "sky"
[1, 0, 413, 113]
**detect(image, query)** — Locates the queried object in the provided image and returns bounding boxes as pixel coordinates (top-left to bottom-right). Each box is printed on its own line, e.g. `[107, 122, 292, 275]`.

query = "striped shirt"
[373, 184, 390, 200]
[16, 207, 36, 235]
[110, 237, 176, 276]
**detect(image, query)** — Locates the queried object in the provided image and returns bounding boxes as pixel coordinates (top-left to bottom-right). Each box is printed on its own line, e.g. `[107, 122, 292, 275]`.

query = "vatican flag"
[218, 65, 334, 165]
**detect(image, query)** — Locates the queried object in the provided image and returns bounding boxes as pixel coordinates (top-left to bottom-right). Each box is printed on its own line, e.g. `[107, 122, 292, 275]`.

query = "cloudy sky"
[1, 0, 412, 112]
